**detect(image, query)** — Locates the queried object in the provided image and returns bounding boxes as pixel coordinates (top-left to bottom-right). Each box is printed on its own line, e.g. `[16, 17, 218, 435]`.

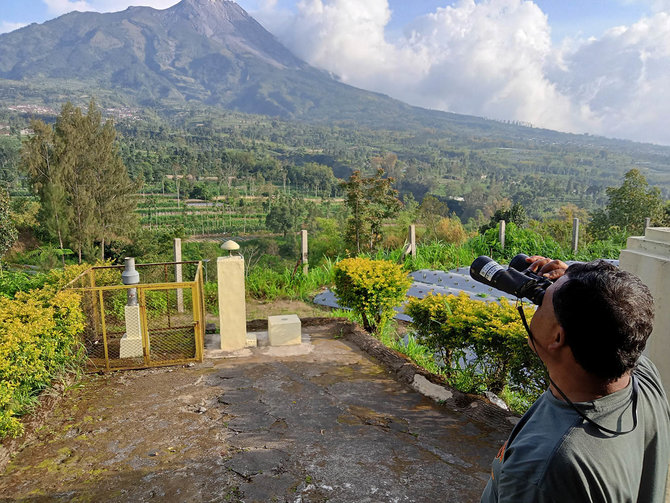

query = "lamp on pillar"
[221, 240, 240, 256]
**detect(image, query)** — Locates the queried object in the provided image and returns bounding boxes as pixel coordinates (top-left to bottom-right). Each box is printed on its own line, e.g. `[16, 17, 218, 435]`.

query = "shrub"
[0, 287, 85, 438]
[203, 281, 219, 314]
[333, 257, 412, 334]
[434, 217, 468, 245]
[468, 222, 562, 262]
[406, 292, 545, 395]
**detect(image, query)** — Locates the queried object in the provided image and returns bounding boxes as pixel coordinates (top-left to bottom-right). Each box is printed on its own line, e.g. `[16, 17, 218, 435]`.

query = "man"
[480, 258, 670, 502]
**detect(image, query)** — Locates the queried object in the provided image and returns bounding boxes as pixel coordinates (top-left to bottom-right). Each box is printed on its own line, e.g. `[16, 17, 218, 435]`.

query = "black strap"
[517, 304, 638, 435]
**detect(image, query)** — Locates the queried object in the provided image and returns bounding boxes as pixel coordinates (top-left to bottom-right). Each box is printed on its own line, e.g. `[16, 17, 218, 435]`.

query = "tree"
[265, 195, 306, 237]
[0, 136, 21, 188]
[22, 100, 138, 263]
[479, 202, 527, 234]
[419, 194, 449, 237]
[342, 168, 402, 253]
[21, 119, 70, 264]
[0, 187, 17, 262]
[589, 169, 665, 239]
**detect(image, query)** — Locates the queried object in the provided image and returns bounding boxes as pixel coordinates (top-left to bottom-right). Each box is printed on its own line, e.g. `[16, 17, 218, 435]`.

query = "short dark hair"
[552, 260, 654, 379]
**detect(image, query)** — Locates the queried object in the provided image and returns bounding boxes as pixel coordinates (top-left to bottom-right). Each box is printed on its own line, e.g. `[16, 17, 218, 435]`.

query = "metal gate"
[66, 261, 205, 372]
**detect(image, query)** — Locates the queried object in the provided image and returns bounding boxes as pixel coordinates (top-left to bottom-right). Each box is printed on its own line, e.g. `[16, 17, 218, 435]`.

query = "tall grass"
[246, 260, 334, 301]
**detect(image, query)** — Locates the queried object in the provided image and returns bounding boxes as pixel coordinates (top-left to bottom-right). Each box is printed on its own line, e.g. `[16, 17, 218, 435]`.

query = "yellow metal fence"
[66, 261, 205, 372]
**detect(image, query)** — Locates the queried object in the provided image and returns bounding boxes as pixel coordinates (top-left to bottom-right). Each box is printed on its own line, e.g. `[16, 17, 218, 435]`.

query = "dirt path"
[0, 321, 514, 502]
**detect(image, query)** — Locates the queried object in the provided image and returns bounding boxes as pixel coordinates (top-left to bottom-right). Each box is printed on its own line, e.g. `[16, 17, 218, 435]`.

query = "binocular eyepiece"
[469, 254, 554, 305]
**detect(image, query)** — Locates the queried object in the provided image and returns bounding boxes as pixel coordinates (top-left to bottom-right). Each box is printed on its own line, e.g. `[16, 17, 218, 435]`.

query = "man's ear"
[547, 326, 566, 351]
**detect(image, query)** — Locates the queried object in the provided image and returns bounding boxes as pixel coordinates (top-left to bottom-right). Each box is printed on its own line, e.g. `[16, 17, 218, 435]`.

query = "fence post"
[174, 238, 184, 313]
[499, 220, 506, 251]
[409, 224, 416, 258]
[301, 229, 308, 275]
[645, 217, 651, 231]
[572, 218, 579, 254]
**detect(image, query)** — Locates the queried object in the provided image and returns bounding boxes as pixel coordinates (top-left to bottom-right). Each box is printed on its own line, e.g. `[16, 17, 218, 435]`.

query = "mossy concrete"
[0, 319, 515, 502]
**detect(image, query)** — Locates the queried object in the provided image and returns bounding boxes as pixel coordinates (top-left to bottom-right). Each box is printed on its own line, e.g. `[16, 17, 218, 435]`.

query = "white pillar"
[217, 256, 247, 351]
[572, 218, 579, 254]
[301, 230, 308, 275]
[409, 224, 416, 258]
[619, 227, 670, 386]
[174, 238, 184, 313]
[499, 220, 506, 251]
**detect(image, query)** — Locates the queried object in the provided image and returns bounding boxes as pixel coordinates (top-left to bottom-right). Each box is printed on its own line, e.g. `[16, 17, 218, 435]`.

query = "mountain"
[0, 0, 431, 125]
[2, 0, 670, 161]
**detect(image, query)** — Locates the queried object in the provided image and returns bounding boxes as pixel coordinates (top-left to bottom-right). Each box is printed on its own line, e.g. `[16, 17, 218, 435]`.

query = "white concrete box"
[268, 314, 302, 346]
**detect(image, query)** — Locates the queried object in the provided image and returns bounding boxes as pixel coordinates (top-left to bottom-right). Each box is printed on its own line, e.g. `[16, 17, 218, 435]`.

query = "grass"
[245, 261, 333, 301]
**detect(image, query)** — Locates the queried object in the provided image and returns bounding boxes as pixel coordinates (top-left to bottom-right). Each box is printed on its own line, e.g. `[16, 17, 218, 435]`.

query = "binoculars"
[469, 254, 554, 305]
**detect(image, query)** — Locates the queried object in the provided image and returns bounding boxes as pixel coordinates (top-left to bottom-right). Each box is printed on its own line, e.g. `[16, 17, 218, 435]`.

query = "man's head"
[550, 260, 654, 380]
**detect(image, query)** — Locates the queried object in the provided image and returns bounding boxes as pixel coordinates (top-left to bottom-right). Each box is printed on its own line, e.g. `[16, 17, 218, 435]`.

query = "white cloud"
[552, 12, 670, 143]
[256, 0, 670, 144]
[0, 21, 28, 34]
[269, 0, 586, 133]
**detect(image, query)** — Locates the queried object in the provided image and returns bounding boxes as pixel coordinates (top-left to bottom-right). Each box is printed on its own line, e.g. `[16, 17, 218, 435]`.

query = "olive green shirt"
[481, 356, 670, 502]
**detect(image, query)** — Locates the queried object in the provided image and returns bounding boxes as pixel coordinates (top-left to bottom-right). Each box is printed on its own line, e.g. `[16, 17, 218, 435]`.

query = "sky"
[1, 0, 670, 145]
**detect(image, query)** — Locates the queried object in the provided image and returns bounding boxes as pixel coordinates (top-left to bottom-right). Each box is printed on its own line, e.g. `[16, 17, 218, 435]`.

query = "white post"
[409, 224, 416, 258]
[572, 218, 579, 254]
[301, 230, 308, 275]
[217, 256, 247, 351]
[619, 227, 670, 386]
[174, 238, 184, 313]
[499, 220, 506, 251]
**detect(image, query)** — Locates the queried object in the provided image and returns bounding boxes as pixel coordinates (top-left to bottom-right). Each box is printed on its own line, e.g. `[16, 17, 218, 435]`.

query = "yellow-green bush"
[333, 258, 412, 334]
[0, 273, 86, 438]
[406, 293, 546, 395]
[434, 217, 468, 245]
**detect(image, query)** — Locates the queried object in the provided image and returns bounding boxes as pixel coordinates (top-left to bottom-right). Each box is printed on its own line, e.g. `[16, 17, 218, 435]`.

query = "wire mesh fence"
[66, 261, 205, 371]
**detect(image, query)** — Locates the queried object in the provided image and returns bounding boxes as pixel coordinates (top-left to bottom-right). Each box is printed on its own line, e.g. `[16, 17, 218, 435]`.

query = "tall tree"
[589, 169, 666, 239]
[265, 195, 306, 237]
[419, 194, 449, 237]
[342, 168, 401, 253]
[21, 120, 70, 265]
[22, 100, 137, 263]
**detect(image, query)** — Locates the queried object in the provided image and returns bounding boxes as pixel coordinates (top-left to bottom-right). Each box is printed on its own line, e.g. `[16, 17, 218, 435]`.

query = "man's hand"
[525, 255, 568, 280]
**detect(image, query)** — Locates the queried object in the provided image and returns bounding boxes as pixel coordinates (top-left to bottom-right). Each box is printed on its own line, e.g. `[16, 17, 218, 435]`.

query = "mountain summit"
[0, 0, 388, 118]
[165, 0, 304, 69]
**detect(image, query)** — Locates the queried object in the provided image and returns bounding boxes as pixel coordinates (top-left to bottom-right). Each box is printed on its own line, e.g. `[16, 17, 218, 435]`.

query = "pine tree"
[21, 120, 70, 265]
[22, 100, 138, 263]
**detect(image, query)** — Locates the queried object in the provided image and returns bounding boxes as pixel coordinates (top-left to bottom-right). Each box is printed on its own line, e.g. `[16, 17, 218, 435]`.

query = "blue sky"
[1, 0, 670, 145]
[0, 0, 653, 41]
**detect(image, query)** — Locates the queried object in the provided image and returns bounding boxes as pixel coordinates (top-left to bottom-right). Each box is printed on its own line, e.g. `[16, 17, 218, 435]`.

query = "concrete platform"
[1, 319, 514, 503]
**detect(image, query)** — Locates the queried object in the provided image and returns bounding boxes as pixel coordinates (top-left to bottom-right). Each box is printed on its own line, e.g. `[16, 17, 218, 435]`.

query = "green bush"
[406, 292, 546, 396]
[467, 222, 563, 262]
[333, 258, 412, 334]
[203, 281, 219, 314]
